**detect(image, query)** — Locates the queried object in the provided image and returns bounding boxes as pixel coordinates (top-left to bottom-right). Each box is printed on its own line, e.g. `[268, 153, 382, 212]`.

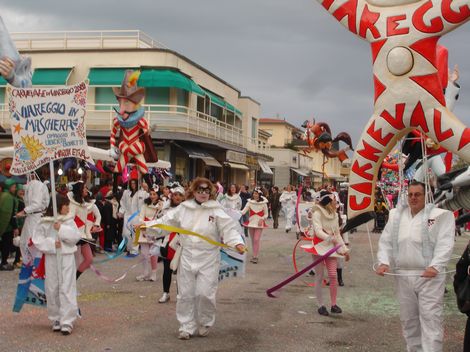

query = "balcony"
[0, 104, 270, 154]
[12, 30, 167, 51]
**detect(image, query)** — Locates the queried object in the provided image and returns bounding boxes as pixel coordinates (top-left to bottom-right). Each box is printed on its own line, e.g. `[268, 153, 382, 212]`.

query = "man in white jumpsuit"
[279, 185, 297, 233]
[376, 181, 455, 352]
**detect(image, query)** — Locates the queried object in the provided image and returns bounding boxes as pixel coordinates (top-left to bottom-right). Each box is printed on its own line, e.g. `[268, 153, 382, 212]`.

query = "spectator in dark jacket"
[269, 186, 281, 229]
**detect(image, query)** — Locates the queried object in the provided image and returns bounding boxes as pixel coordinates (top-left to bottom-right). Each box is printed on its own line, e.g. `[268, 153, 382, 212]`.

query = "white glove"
[109, 147, 120, 161]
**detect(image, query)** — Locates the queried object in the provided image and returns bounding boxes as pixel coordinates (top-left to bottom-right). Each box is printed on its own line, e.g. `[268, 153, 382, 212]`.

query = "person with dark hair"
[309, 190, 350, 316]
[67, 181, 101, 280]
[119, 179, 148, 256]
[269, 186, 281, 229]
[158, 185, 186, 304]
[101, 191, 118, 252]
[220, 184, 242, 211]
[241, 188, 268, 264]
[134, 187, 163, 281]
[144, 177, 246, 340]
[0, 179, 19, 270]
[376, 181, 455, 351]
[32, 194, 81, 335]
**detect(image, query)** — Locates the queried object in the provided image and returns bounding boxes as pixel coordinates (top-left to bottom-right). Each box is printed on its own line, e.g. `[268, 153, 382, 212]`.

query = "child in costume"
[135, 186, 162, 281]
[32, 195, 81, 335]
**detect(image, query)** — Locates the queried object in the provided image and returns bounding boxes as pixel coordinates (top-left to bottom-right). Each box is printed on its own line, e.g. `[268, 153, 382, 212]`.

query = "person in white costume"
[145, 177, 246, 340]
[220, 184, 242, 211]
[67, 181, 101, 280]
[32, 195, 82, 335]
[241, 188, 268, 264]
[135, 187, 163, 281]
[119, 179, 148, 256]
[15, 174, 50, 262]
[279, 185, 297, 233]
[376, 181, 455, 352]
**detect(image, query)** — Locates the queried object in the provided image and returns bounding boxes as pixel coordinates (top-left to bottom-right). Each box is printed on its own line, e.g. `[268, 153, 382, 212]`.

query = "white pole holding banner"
[49, 160, 62, 289]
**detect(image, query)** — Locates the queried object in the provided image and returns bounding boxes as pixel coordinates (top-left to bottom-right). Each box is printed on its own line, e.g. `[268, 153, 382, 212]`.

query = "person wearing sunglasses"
[144, 177, 246, 340]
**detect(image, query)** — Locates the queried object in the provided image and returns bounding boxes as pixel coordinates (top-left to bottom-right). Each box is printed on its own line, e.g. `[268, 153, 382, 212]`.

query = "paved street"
[0, 218, 467, 352]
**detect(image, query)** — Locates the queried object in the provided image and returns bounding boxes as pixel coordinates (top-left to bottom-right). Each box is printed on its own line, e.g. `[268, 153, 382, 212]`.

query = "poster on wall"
[8, 81, 93, 175]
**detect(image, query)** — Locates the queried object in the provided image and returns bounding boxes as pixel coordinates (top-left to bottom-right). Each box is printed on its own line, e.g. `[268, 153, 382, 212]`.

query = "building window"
[95, 87, 117, 111]
[145, 87, 170, 111]
[176, 88, 188, 113]
[0, 88, 5, 105]
[175, 156, 187, 183]
[210, 104, 223, 120]
[251, 117, 257, 139]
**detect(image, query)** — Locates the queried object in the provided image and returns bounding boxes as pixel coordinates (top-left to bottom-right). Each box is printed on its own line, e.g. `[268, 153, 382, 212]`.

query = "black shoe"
[330, 305, 342, 314]
[318, 306, 329, 316]
[0, 263, 14, 271]
[308, 270, 315, 276]
[338, 278, 344, 286]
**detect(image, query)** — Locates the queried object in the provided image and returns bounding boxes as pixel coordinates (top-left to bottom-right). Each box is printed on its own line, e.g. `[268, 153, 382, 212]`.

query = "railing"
[0, 103, 270, 154]
[12, 30, 168, 51]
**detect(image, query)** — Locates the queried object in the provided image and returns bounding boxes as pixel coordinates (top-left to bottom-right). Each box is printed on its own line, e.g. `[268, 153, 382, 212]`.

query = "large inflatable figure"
[301, 119, 354, 162]
[316, 0, 470, 227]
[109, 70, 157, 180]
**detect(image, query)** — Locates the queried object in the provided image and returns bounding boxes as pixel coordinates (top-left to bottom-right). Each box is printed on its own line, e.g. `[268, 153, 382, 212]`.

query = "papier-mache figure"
[0, 15, 32, 133]
[109, 70, 157, 179]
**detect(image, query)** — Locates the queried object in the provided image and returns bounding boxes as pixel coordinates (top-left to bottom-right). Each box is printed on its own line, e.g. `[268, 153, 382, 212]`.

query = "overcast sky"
[1, 0, 470, 145]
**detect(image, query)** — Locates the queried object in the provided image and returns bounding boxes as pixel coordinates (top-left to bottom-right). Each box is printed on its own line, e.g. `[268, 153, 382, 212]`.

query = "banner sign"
[8, 81, 93, 175]
[219, 249, 245, 282]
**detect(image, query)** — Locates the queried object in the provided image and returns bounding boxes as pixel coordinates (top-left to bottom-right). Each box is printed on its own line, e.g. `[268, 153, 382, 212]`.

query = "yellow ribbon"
[135, 223, 244, 252]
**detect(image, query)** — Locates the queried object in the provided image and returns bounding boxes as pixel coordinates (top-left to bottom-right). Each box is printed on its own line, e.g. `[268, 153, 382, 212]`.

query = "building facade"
[0, 30, 271, 186]
[259, 117, 349, 188]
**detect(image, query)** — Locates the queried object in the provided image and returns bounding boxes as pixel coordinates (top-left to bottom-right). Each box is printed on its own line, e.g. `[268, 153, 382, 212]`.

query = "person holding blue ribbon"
[145, 177, 246, 340]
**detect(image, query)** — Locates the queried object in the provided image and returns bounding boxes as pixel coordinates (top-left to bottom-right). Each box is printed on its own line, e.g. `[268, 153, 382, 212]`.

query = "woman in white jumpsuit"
[279, 185, 297, 233]
[119, 179, 148, 255]
[15, 176, 50, 264]
[146, 177, 246, 340]
[32, 195, 82, 335]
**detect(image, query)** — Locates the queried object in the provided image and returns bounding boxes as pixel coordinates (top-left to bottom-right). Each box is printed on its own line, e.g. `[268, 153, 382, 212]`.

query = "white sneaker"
[136, 275, 148, 282]
[61, 325, 72, 335]
[158, 292, 170, 303]
[52, 321, 61, 332]
[178, 331, 191, 340]
[147, 272, 157, 282]
[199, 326, 210, 337]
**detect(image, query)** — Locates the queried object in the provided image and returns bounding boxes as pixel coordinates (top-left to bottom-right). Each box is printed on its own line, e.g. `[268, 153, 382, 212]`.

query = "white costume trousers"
[284, 205, 295, 231]
[176, 251, 220, 334]
[395, 271, 446, 352]
[45, 253, 78, 327]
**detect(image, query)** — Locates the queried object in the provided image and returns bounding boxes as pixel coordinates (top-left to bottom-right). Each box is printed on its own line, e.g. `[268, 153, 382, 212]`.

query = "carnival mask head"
[113, 70, 145, 120]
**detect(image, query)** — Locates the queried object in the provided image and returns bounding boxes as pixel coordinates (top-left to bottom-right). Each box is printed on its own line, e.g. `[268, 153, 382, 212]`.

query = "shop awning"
[291, 168, 309, 177]
[138, 69, 205, 96]
[310, 170, 324, 177]
[204, 90, 242, 117]
[178, 144, 221, 167]
[258, 160, 273, 175]
[326, 174, 347, 181]
[88, 68, 134, 86]
[32, 68, 73, 85]
[225, 162, 249, 170]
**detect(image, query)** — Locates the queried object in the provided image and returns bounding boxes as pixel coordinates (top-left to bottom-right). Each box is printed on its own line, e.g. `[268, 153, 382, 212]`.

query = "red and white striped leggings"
[313, 256, 338, 307]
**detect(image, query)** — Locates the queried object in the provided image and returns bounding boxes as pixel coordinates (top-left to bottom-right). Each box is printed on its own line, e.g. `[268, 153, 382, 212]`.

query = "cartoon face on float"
[315, 0, 470, 225]
[117, 98, 138, 121]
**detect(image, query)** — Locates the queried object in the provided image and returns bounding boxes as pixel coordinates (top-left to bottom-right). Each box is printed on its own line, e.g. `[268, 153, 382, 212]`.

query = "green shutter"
[88, 68, 132, 86]
[95, 87, 117, 111]
[0, 76, 7, 86]
[0, 88, 5, 105]
[138, 69, 205, 96]
[145, 87, 170, 111]
[32, 68, 72, 85]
